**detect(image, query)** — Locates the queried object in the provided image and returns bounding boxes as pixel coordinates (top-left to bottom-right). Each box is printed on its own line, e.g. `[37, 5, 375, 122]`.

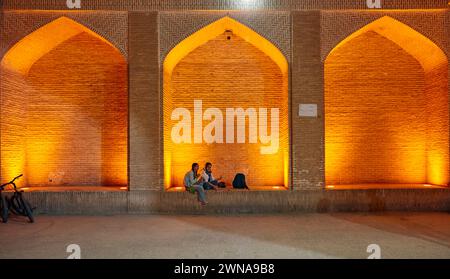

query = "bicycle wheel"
[21, 197, 34, 223]
[0, 194, 8, 223]
[10, 193, 34, 223]
[9, 194, 22, 215]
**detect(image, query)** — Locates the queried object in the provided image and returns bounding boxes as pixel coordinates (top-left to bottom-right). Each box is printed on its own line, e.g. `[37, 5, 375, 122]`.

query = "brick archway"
[325, 16, 448, 187]
[1, 17, 128, 187]
[163, 17, 289, 190]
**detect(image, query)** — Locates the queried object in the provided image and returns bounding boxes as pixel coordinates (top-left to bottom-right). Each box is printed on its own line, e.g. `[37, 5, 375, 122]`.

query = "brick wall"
[25, 32, 128, 186]
[0, 68, 28, 184]
[159, 11, 291, 64]
[425, 62, 449, 186]
[128, 12, 160, 190]
[291, 11, 324, 190]
[325, 31, 428, 184]
[321, 10, 449, 62]
[0, 6, 448, 191]
[1, 31, 128, 186]
[0, 11, 128, 60]
[323, 12, 449, 187]
[3, 0, 448, 10]
[164, 31, 289, 188]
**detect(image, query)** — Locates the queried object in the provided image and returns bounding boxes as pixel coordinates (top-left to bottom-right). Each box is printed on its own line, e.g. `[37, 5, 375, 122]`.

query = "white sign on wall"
[299, 104, 318, 118]
[366, 0, 382, 9]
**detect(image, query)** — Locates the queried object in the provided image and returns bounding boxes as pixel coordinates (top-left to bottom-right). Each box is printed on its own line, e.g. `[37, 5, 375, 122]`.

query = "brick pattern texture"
[322, 11, 449, 187]
[0, 3, 448, 191]
[160, 11, 291, 63]
[1, 32, 128, 186]
[0, 68, 28, 184]
[164, 31, 289, 189]
[128, 12, 160, 190]
[291, 11, 325, 190]
[0, 11, 128, 60]
[321, 10, 449, 62]
[3, 0, 448, 10]
[325, 31, 447, 185]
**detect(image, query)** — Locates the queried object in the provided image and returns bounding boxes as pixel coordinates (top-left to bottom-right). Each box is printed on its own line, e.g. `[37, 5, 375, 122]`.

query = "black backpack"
[232, 173, 249, 189]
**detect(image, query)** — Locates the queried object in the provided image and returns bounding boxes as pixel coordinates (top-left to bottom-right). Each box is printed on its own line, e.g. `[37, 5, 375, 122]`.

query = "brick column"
[291, 11, 325, 190]
[128, 12, 161, 191]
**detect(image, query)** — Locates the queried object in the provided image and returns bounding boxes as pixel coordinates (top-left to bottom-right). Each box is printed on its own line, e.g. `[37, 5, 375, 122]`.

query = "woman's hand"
[197, 175, 204, 182]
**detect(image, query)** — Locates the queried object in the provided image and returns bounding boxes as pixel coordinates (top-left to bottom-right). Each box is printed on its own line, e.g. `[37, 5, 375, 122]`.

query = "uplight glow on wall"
[325, 16, 449, 187]
[163, 17, 289, 190]
[0, 17, 128, 187]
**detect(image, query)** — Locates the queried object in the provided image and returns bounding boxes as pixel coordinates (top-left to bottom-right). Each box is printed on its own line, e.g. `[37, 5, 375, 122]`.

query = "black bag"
[217, 182, 226, 188]
[232, 173, 248, 189]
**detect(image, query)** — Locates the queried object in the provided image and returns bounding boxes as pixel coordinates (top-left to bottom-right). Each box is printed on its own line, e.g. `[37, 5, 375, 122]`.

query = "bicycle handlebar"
[11, 174, 23, 184]
[0, 174, 23, 189]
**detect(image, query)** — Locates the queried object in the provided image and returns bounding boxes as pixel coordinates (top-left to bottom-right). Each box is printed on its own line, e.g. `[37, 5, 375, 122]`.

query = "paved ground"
[0, 212, 449, 259]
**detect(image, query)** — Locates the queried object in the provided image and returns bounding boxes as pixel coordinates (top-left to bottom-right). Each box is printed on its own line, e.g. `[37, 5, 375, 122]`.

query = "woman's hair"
[192, 163, 199, 175]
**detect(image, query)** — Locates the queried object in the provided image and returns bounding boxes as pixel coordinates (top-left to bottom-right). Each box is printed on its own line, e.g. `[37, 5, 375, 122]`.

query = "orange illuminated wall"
[0, 17, 128, 187]
[163, 17, 289, 190]
[325, 16, 449, 186]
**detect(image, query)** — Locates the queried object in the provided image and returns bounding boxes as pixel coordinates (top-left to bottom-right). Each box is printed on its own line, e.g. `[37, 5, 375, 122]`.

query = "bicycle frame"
[0, 174, 23, 192]
[0, 174, 34, 223]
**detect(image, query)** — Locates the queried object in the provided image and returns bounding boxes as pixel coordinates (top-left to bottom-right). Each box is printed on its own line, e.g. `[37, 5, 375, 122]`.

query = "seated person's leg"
[194, 185, 207, 203]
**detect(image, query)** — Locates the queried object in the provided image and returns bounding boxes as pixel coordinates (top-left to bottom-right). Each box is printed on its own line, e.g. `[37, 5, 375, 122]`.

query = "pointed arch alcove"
[325, 16, 449, 188]
[0, 17, 128, 187]
[163, 17, 289, 191]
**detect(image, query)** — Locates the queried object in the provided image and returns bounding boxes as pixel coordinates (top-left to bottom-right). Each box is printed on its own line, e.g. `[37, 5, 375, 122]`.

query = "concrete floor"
[0, 213, 449, 259]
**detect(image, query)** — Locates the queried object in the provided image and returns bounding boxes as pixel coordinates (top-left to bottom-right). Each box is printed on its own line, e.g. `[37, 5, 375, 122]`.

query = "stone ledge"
[16, 188, 450, 215]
